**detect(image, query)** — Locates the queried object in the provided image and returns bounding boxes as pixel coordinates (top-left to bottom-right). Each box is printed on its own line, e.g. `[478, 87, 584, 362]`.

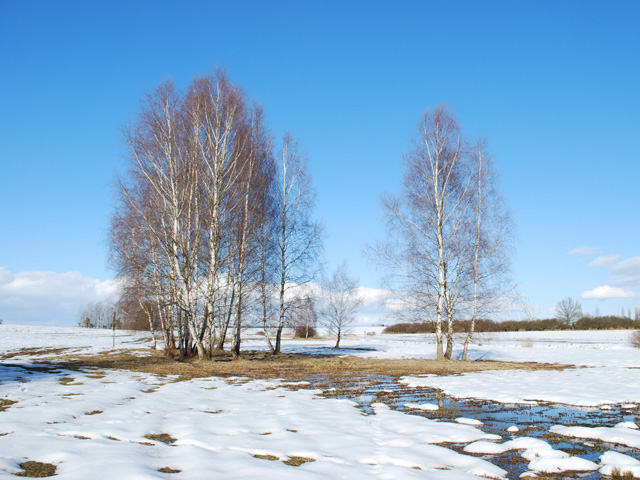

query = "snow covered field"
[1, 326, 639, 478]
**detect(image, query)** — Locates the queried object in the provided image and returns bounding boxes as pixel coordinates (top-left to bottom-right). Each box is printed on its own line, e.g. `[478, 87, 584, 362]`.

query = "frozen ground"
[1, 326, 639, 478]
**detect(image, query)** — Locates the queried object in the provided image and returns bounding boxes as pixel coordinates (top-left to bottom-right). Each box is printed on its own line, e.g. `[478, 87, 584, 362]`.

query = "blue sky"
[1, 0, 638, 325]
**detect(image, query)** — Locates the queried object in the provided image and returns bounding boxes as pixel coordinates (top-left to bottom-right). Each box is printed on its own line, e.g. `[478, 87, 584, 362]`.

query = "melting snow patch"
[456, 417, 483, 426]
[599, 451, 640, 477]
[464, 437, 598, 474]
[551, 424, 640, 449]
[404, 403, 438, 411]
[528, 456, 598, 474]
[615, 421, 639, 430]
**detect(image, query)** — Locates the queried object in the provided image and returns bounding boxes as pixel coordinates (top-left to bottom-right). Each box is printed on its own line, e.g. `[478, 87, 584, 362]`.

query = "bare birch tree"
[460, 137, 513, 360]
[520, 297, 540, 323]
[370, 106, 512, 360]
[371, 105, 468, 360]
[273, 133, 323, 354]
[322, 261, 363, 348]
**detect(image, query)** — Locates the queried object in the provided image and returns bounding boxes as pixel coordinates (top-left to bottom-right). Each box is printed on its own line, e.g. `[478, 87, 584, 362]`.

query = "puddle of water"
[316, 374, 640, 479]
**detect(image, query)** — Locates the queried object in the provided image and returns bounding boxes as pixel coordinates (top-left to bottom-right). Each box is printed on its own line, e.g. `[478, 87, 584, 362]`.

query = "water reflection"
[318, 373, 639, 479]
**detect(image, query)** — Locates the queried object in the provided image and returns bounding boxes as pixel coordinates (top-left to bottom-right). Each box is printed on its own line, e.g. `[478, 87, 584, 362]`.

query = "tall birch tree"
[273, 133, 322, 354]
[371, 105, 512, 360]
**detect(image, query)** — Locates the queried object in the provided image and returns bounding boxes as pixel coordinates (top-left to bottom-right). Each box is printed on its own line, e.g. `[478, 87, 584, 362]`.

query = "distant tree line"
[383, 315, 640, 334]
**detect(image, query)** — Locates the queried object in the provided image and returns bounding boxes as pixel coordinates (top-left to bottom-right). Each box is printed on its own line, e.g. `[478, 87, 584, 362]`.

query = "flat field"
[1, 326, 639, 479]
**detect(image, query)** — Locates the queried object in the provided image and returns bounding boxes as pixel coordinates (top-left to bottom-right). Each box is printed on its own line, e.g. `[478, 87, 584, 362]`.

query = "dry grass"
[58, 377, 83, 386]
[611, 467, 635, 478]
[144, 433, 177, 444]
[2, 348, 70, 360]
[253, 454, 279, 461]
[0, 399, 18, 412]
[521, 338, 534, 348]
[157, 467, 181, 474]
[283, 456, 315, 466]
[13, 461, 56, 477]
[48, 350, 568, 383]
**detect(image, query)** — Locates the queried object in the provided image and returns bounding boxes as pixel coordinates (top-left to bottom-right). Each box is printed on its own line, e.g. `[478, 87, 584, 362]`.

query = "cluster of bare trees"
[369, 105, 513, 360]
[110, 71, 321, 359]
[109, 75, 513, 361]
[77, 301, 118, 329]
[288, 294, 318, 339]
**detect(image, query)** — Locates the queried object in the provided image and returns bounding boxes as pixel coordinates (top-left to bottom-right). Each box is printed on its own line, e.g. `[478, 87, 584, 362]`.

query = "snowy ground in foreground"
[1, 326, 639, 478]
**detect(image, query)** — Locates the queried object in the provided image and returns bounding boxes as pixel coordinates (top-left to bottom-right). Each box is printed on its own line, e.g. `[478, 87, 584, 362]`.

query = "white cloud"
[0, 267, 120, 326]
[608, 256, 640, 290]
[568, 247, 602, 256]
[610, 256, 640, 277]
[588, 255, 620, 268]
[581, 285, 636, 299]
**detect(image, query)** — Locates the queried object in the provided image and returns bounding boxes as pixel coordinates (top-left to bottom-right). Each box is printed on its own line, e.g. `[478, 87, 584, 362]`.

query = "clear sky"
[1, 0, 638, 325]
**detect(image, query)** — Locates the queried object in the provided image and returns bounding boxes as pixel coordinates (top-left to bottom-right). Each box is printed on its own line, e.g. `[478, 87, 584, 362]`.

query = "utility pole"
[113, 312, 116, 349]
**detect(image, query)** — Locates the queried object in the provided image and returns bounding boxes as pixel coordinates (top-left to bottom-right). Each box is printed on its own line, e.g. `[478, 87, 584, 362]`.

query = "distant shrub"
[521, 338, 534, 348]
[575, 316, 640, 330]
[631, 330, 640, 349]
[383, 323, 434, 334]
[382, 316, 640, 334]
[294, 326, 317, 338]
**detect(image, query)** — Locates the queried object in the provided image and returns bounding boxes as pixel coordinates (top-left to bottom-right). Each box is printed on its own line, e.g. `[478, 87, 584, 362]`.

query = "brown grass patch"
[85, 410, 103, 415]
[0, 399, 18, 412]
[58, 377, 83, 386]
[158, 467, 181, 474]
[283, 456, 315, 466]
[50, 349, 568, 383]
[144, 433, 176, 444]
[254, 454, 279, 461]
[2, 348, 70, 360]
[13, 461, 56, 477]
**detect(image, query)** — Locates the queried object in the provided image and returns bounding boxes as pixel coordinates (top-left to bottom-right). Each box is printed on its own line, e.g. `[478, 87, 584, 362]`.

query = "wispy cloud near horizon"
[0, 267, 120, 326]
[568, 247, 602, 256]
[588, 255, 620, 268]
